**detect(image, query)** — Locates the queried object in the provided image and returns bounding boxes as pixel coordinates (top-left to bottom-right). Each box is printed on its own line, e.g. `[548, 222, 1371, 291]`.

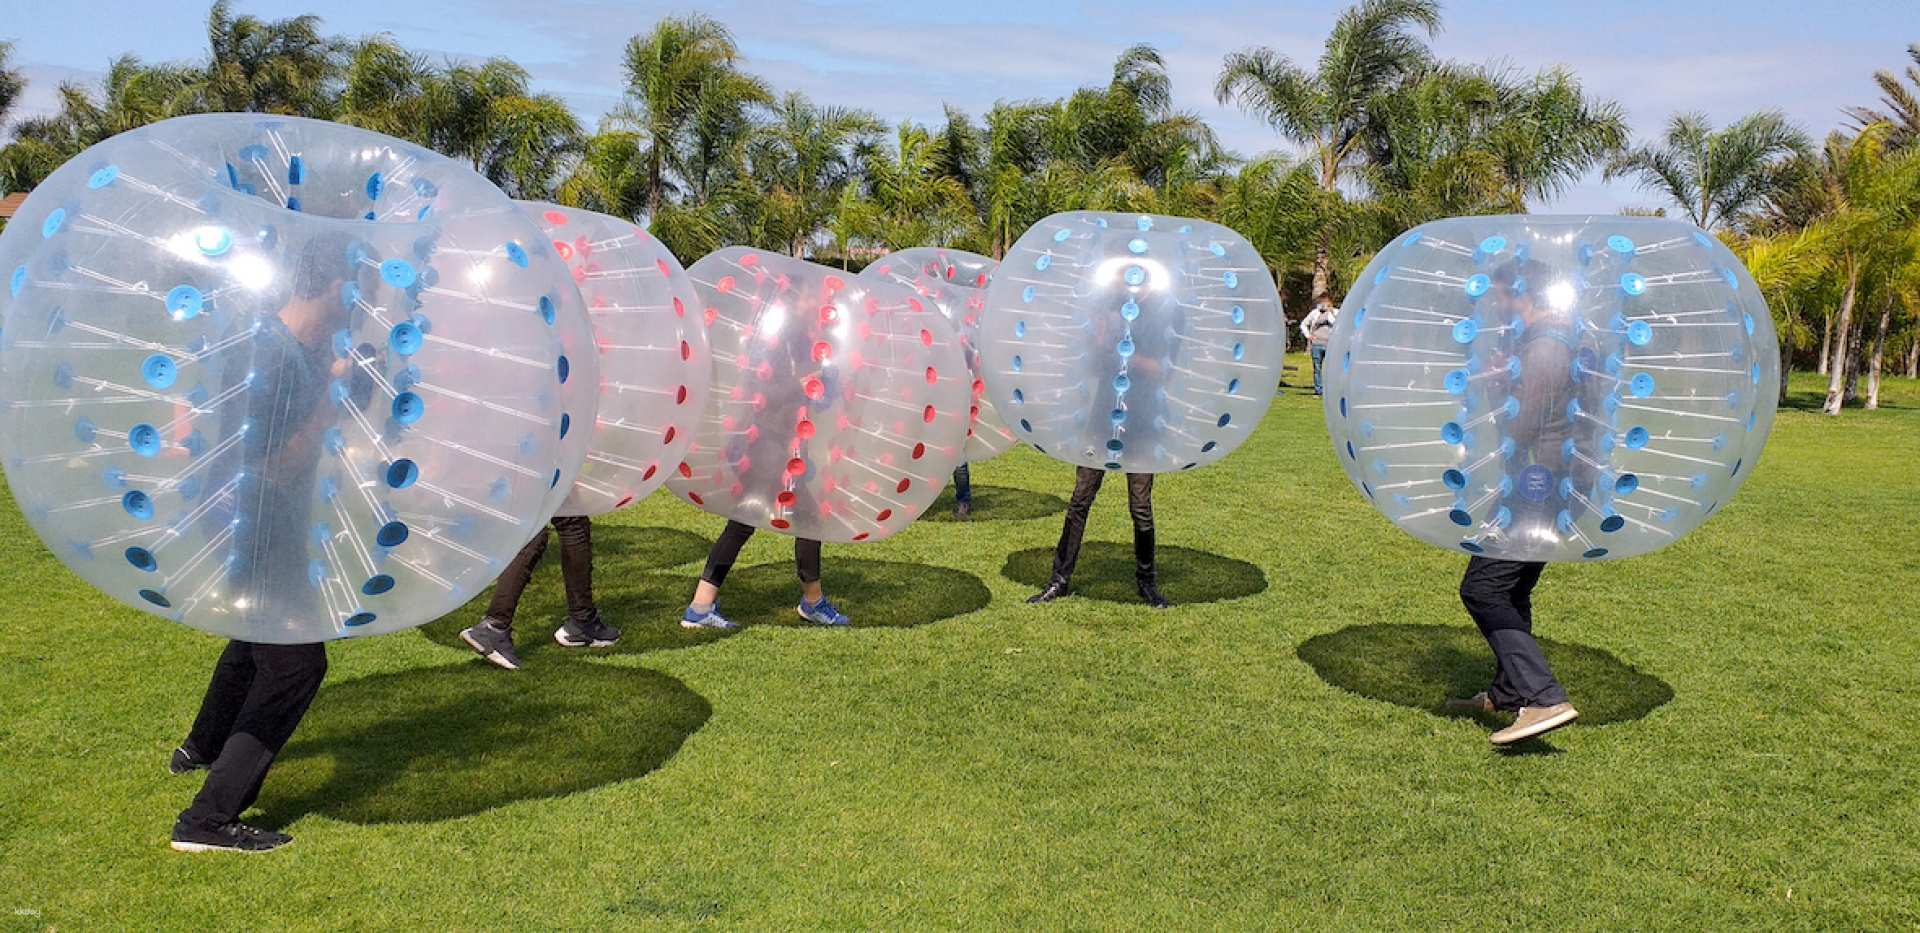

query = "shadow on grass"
[1000, 542, 1268, 605]
[1296, 623, 1673, 728]
[261, 662, 710, 825]
[920, 484, 1067, 522]
[417, 526, 739, 658]
[710, 558, 991, 628]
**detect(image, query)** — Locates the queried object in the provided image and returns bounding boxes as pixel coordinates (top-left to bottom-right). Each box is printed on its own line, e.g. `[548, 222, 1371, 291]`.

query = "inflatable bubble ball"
[1322, 215, 1780, 562]
[978, 211, 1285, 473]
[859, 246, 1016, 462]
[0, 114, 589, 642]
[519, 202, 709, 516]
[667, 248, 969, 543]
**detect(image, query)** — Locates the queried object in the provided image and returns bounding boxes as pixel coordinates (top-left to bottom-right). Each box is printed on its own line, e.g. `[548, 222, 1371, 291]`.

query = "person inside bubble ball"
[169, 231, 372, 854]
[1445, 257, 1581, 746]
[457, 515, 620, 671]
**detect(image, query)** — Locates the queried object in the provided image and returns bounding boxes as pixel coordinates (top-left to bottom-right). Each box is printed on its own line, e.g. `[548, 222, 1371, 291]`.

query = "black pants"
[1459, 557, 1568, 710]
[701, 519, 821, 587]
[1049, 466, 1156, 585]
[178, 640, 327, 830]
[952, 464, 973, 506]
[485, 516, 597, 627]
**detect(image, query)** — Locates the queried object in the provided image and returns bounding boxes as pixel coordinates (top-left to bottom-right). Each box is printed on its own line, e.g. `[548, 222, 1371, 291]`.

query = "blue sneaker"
[797, 597, 851, 627]
[681, 605, 740, 632]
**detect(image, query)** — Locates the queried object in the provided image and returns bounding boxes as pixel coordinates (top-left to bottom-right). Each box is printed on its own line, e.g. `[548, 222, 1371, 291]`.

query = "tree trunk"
[1311, 149, 1337, 309]
[1907, 337, 1919, 378]
[1842, 321, 1863, 404]
[1817, 314, 1832, 375]
[1865, 295, 1892, 410]
[1822, 259, 1857, 415]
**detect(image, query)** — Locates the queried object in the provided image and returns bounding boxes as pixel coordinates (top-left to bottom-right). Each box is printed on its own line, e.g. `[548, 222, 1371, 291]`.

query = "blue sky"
[4, 0, 1915, 213]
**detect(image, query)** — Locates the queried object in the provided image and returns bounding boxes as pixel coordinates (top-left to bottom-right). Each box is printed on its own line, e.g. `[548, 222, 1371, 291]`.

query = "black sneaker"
[954, 502, 972, 521]
[555, 618, 621, 648]
[1137, 581, 1171, 609]
[170, 820, 292, 854]
[169, 744, 210, 775]
[459, 619, 522, 670]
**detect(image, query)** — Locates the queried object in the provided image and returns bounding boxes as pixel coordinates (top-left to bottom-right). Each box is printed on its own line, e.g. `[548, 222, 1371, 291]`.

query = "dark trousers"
[485, 516, 597, 627]
[1459, 557, 1568, 710]
[952, 464, 973, 506]
[178, 640, 327, 830]
[1310, 344, 1328, 394]
[1049, 466, 1156, 585]
[701, 519, 821, 587]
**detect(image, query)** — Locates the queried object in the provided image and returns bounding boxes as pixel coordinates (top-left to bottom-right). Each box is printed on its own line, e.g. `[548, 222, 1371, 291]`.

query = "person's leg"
[177, 642, 326, 838]
[794, 538, 848, 625]
[1032, 467, 1102, 601]
[684, 521, 755, 630]
[1127, 473, 1169, 608]
[1310, 345, 1327, 395]
[1459, 558, 1570, 711]
[484, 525, 552, 626]
[181, 640, 257, 765]
[952, 464, 973, 518]
[551, 517, 619, 646]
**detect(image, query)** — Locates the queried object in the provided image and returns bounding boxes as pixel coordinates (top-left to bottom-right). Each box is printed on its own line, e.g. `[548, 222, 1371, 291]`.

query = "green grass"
[1, 360, 1916, 929]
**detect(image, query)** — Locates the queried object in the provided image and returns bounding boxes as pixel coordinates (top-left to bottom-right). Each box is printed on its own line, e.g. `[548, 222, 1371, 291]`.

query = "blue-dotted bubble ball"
[1322, 214, 1779, 563]
[0, 114, 590, 642]
[978, 212, 1284, 473]
[860, 247, 1017, 462]
[667, 249, 970, 543]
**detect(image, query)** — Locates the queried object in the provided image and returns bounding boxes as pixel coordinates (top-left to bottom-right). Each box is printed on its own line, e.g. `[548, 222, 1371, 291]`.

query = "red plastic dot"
[679, 462, 695, 478]
[614, 494, 634, 509]
[975, 273, 988, 286]
[787, 457, 806, 476]
[922, 404, 936, 423]
[740, 254, 759, 267]
[925, 366, 938, 385]
[804, 377, 824, 400]
[687, 491, 704, 505]
[911, 442, 925, 460]
[972, 378, 985, 397]
[672, 297, 685, 317]
[676, 385, 688, 404]
[553, 240, 573, 261]
[945, 265, 957, 279]
[663, 426, 677, 445]
[703, 307, 719, 328]
[771, 518, 790, 530]
[572, 266, 587, 284]
[823, 275, 845, 293]
[642, 464, 658, 481]
[796, 419, 815, 439]
[716, 275, 736, 294]
[681, 340, 692, 361]
[896, 478, 911, 493]
[853, 532, 870, 542]
[544, 210, 568, 226]
[657, 258, 672, 278]
[877, 509, 893, 522]
[575, 236, 593, 258]
[819, 304, 838, 325]
[813, 340, 831, 362]
[777, 491, 797, 507]
[920, 329, 933, 347]
[908, 298, 924, 313]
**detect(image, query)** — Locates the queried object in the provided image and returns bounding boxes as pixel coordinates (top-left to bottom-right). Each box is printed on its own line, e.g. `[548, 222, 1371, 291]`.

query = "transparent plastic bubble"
[666, 249, 969, 542]
[518, 202, 709, 516]
[0, 114, 587, 641]
[1322, 215, 1779, 562]
[979, 211, 1284, 472]
[859, 247, 1015, 462]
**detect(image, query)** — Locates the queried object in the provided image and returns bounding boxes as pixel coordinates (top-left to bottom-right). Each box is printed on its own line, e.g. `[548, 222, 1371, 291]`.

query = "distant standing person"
[1301, 297, 1339, 396]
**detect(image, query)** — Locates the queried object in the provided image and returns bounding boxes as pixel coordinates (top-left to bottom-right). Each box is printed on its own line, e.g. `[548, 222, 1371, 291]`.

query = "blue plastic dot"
[380, 259, 417, 288]
[1011, 388, 1024, 404]
[1230, 305, 1245, 325]
[41, 208, 66, 239]
[1120, 299, 1140, 321]
[391, 392, 424, 424]
[121, 490, 154, 520]
[1451, 319, 1479, 344]
[1021, 286, 1036, 304]
[140, 354, 177, 390]
[1582, 547, 1609, 559]
[1442, 422, 1465, 444]
[345, 611, 377, 627]
[1013, 321, 1027, 339]
[385, 459, 419, 489]
[1443, 469, 1467, 491]
[287, 156, 304, 185]
[1478, 236, 1506, 255]
[1116, 338, 1134, 358]
[1460, 541, 1485, 554]
[10, 265, 28, 297]
[128, 424, 161, 458]
[1620, 273, 1647, 296]
[1339, 398, 1348, 418]
[1201, 440, 1218, 453]
[1345, 441, 1356, 460]
[362, 575, 395, 596]
[139, 589, 171, 608]
[1445, 369, 1470, 395]
[1113, 373, 1131, 392]
[366, 173, 384, 200]
[1135, 216, 1153, 231]
[549, 469, 562, 489]
[1627, 320, 1653, 346]
[376, 521, 410, 548]
[1720, 267, 1738, 290]
[1464, 274, 1491, 298]
[1128, 238, 1148, 254]
[1630, 373, 1655, 398]
[87, 165, 120, 189]
[538, 295, 556, 324]
[1606, 235, 1635, 255]
[1232, 342, 1245, 361]
[559, 413, 572, 439]
[388, 322, 422, 356]
[1615, 473, 1640, 495]
[556, 355, 570, 384]
[505, 241, 529, 268]
[1209, 242, 1226, 258]
[1034, 255, 1052, 272]
[1010, 355, 1022, 373]
[1600, 514, 1626, 533]
[1124, 265, 1146, 286]
[1019, 419, 1033, 433]
[1053, 228, 1071, 243]
[1227, 377, 1241, 394]
[1223, 271, 1239, 289]
[126, 546, 157, 572]
[1106, 439, 1124, 452]
[1216, 412, 1231, 428]
[1449, 508, 1473, 527]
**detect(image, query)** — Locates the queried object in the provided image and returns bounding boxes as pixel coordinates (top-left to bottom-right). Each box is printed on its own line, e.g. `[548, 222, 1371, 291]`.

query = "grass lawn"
[1, 360, 1916, 929]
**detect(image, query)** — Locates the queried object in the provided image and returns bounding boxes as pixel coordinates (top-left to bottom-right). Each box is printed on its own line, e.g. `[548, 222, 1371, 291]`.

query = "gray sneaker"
[555, 617, 621, 648]
[681, 605, 740, 631]
[459, 619, 522, 671]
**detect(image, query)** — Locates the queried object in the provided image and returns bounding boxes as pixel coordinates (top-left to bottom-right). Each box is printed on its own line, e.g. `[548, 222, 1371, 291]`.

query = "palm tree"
[201, 0, 344, 115]
[0, 56, 202, 191]
[335, 37, 437, 142]
[1846, 44, 1920, 151]
[1215, 0, 1442, 307]
[750, 92, 879, 256]
[853, 121, 976, 250]
[0, 42, 23, 135]
[612, 14, 761, 220]
[1603, 111, 1809, 230]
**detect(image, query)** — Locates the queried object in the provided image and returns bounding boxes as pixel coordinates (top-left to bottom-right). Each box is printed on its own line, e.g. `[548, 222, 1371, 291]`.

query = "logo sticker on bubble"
[1519, 464, 1555, 503]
